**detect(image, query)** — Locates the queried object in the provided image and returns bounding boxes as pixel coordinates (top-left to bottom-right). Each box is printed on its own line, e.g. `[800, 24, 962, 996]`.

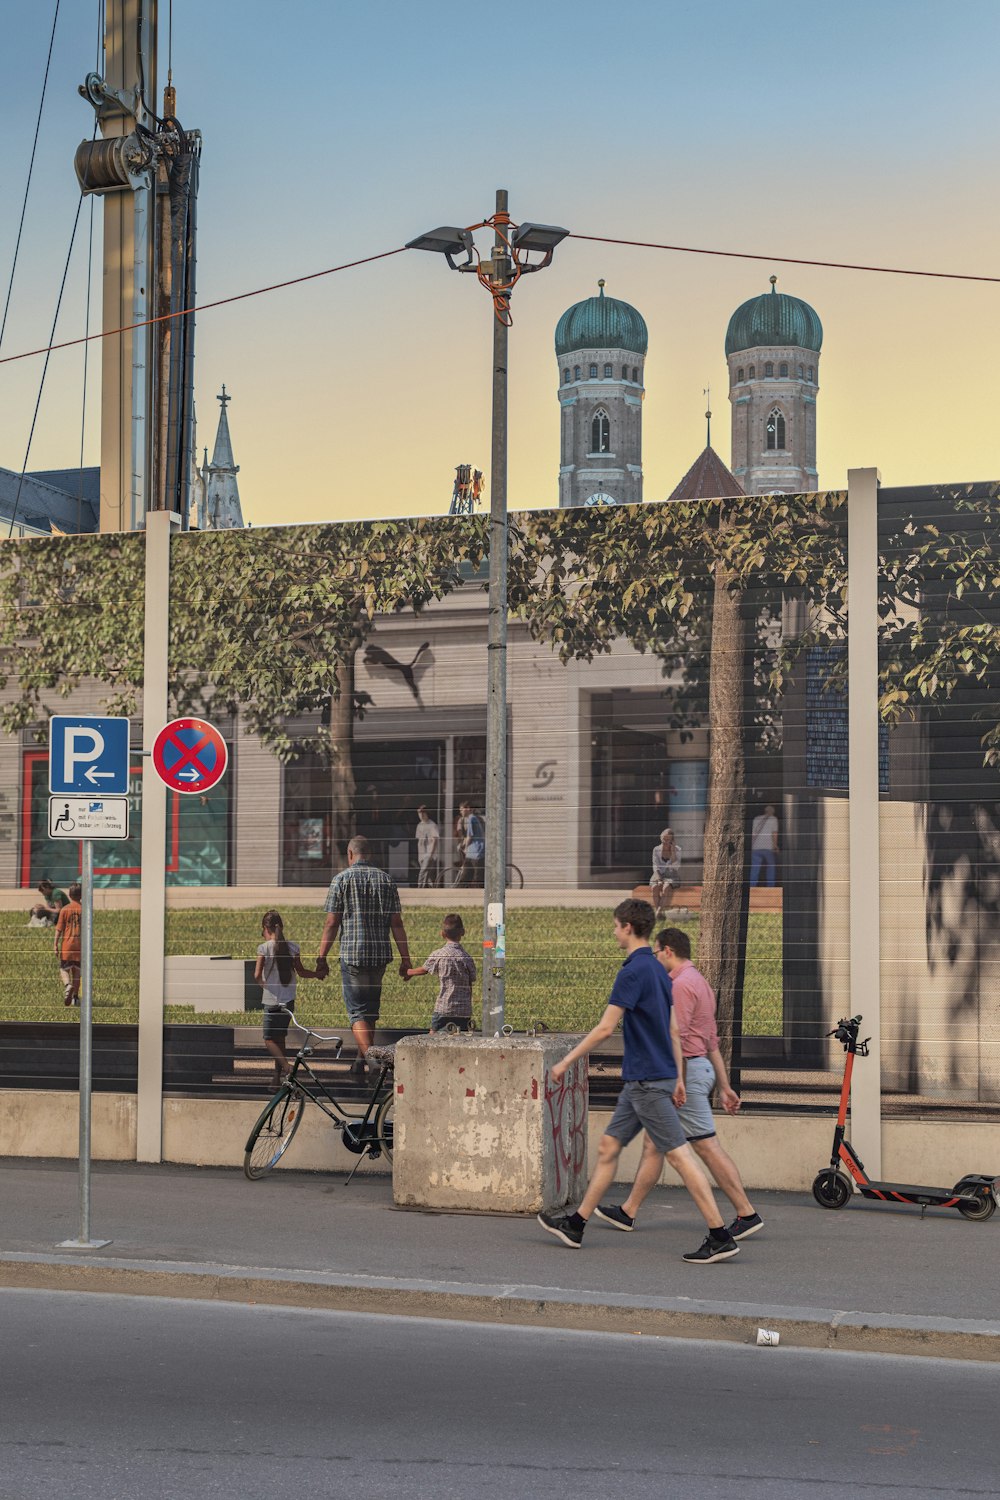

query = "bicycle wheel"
[506, 863, 524, 889]
[244, 1087, 305, 1180]
[375, 1091, 395, 1163]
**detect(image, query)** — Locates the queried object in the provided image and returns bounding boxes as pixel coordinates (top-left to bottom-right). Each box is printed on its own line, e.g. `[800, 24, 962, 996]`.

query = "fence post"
[847, 467, 882, 1175]
[136, 511, 180, 1163]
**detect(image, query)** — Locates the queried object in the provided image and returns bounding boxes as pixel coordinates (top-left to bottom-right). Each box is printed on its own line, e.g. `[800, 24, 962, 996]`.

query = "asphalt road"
[2, 1290, 999, 1499]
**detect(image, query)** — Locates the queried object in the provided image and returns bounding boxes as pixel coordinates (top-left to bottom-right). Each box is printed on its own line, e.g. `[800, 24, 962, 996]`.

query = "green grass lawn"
[0, 906, 783, 1035]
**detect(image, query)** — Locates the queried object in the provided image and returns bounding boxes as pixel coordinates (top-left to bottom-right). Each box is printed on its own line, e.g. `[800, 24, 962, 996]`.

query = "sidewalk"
[1, 1158, 997, 1361]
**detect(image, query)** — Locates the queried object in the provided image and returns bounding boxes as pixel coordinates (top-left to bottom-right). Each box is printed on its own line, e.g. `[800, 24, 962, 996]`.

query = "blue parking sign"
[49, 715, 130, 795]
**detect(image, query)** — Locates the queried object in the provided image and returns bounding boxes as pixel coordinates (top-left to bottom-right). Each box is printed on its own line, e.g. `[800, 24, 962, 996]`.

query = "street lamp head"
[405, 226, 475, 269]
[511, 222, 570, 254]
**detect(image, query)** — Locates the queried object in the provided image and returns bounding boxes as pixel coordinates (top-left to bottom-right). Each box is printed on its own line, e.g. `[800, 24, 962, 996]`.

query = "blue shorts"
[262, 1005, 292, 1042]
[675, 1055, 717, 1141]
[606, 1079, 686, 1155]
[340, 962, 386, 1024]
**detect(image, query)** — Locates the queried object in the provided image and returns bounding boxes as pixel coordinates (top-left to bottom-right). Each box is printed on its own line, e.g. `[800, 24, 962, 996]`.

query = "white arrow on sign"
[177, 766, 202, 782]
[84, 765, 115, 784]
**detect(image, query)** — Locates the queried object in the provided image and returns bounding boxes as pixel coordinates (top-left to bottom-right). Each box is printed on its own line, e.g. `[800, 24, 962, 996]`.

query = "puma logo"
[363, 642, 430, 703]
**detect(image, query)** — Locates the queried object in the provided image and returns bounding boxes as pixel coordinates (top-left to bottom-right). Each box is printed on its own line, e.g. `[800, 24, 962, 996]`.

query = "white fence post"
[136, 511, 180, 1162]
[847, 467, 882, 1175]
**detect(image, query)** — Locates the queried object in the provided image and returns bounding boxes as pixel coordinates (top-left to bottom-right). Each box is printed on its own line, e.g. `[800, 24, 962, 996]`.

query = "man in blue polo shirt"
[538, 898, 739, 1264]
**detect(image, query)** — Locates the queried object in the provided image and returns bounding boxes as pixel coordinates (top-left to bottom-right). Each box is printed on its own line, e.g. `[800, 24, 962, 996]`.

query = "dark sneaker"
[594, 1204, 635, 1232]
[728, 1212, 763, 1240]
[537, 1210, 583, 1248]
[683, 1232, 740, 1264]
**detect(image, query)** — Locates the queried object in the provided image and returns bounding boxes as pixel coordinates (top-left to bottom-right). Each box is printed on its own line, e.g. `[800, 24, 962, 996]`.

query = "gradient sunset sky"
[1, 0, 997, 526]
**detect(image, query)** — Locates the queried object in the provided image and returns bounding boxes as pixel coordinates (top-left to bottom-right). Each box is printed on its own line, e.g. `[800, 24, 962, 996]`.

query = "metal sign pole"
[60, 837, 111, 1248]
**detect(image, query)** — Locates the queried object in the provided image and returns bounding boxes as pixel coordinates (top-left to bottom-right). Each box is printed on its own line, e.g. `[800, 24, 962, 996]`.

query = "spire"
[703, 384, 711, 448]
[201, 385, 244, 529]
[211, 385, 237, 469]
[597, 278, 605, 297]
[769, 273, 778, 294]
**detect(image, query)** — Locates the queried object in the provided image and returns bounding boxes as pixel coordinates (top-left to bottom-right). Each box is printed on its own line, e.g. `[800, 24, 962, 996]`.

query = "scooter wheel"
[812, 1169, 852, 1209]
[956, 1188, 996, 1221]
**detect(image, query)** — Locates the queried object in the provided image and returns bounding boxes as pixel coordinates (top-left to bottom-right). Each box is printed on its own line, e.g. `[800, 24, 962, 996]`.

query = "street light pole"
[406, 199, 568, 1035]
[483, 189, 510, 1034]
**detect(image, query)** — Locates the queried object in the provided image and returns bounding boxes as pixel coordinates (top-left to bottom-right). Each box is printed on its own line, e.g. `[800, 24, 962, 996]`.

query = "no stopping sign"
[151, 718, 228, 794]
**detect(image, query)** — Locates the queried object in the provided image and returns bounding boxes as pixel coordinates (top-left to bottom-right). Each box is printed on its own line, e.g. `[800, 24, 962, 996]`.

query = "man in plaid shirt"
[316, 835, 412, 1065]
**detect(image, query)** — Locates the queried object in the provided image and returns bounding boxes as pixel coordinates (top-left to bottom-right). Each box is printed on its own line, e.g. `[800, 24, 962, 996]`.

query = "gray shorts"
[675, 1055, 717, 1141]
[606, 1079, 686, 1155]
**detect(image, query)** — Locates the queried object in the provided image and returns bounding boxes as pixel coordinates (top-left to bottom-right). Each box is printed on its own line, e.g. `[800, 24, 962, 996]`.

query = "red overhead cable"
[568, 233, 1000, 284]
[2, 232, 997, 374]
[0, 246, 407, 368]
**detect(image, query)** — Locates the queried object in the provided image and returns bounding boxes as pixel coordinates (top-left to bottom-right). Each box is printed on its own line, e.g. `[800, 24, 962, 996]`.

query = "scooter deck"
[858, 1181, 969, 1205]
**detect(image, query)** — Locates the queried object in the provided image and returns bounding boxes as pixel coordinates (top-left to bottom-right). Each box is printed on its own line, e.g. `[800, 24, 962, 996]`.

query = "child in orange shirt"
[54, 882, 83, 1006]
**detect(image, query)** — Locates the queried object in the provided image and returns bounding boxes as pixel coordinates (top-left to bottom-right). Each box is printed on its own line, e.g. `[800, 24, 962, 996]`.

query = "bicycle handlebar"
[275, 1006, 344, 1054]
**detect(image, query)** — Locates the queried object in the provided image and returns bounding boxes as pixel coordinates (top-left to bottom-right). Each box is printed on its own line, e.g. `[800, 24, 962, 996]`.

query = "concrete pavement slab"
[1, 1158, 997, 1360]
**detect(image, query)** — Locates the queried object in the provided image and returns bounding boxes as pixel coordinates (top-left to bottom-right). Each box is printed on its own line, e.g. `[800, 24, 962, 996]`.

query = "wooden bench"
[631, 884, 783, 913]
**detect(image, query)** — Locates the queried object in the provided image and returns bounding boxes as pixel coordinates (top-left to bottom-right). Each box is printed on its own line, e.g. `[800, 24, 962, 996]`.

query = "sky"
[0, 0, 998, 526]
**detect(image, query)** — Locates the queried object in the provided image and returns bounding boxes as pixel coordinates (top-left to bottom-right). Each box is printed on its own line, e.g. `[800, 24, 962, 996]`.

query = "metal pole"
[847, 466, 883, 1176]
[482, 188, 509, 1034]
[60, 839, 111, 1247]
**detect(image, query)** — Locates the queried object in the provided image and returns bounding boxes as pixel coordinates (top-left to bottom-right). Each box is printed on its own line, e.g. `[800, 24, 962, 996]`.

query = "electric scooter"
[812, 1014, 998, 1220]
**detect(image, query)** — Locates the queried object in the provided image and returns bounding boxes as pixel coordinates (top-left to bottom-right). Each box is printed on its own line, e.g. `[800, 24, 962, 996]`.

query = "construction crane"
[450, 464, 484, 515]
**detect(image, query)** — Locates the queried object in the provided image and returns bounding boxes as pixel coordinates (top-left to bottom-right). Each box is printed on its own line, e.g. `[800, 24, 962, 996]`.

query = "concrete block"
[392, 1034, 588, 1213]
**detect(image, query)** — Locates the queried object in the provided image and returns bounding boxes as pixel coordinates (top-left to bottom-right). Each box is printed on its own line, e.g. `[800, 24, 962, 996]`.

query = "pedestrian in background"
[316, 835, 413, 1070]
[750, 804, 780, 886]
[54, 883, 82, 1006]
[537, 898, 740, 1264]
[415, 805, 440, 888]
[650, 828, 682, 917]
[255, 909, 317, 1089]
[408, 913, 476, 1032]
[30, 878, 69, 927]
[456, 800, 485, 887]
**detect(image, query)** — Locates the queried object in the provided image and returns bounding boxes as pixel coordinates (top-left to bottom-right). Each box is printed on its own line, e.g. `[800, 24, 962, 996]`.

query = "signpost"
[151, 717, 228, 795]
[50, 716, 130, 1249]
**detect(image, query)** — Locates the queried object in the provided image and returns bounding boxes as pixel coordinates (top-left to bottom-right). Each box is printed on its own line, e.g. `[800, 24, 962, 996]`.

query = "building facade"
[556, 282, 647, 508]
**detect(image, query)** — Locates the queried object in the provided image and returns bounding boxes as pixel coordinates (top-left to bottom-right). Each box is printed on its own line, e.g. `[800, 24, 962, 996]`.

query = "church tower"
[194, 386, 245, 529]
[556, 281, 647, 508]
[725, 277, 822, 494]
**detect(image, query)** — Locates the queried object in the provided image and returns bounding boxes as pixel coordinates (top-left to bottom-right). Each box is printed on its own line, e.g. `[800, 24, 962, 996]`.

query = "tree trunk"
[328, 653, 357, 871]
[698, 563, 748, 1073]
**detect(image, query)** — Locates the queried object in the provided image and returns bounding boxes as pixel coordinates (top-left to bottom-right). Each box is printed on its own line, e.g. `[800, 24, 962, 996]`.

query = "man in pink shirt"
[654, 928, 762, 1239]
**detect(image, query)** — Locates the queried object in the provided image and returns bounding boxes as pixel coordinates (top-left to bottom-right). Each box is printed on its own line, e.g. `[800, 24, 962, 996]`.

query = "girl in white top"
[254, 909, 317, 1087]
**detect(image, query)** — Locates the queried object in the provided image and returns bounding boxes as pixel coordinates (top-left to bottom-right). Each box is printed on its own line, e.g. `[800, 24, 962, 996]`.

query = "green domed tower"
[556, 281, 647, 508]
[726, 276, 822, 493]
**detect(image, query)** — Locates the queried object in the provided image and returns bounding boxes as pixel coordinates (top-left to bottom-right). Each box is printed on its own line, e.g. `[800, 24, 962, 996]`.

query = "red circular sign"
[152, 717, 228, 795]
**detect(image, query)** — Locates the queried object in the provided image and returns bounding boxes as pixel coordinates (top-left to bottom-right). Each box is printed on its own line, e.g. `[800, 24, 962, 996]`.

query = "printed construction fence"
[1, 482, 998, 1112]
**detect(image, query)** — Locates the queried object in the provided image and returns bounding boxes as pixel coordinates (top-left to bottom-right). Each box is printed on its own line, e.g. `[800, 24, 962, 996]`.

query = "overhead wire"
[567, 233, 1000, 284]
[0, 247, 409, 368]
[75, 0, 103, 537]
[5, 170, 91, 538]
[0, 232, 997, 378]
[0, 0, 62, 354]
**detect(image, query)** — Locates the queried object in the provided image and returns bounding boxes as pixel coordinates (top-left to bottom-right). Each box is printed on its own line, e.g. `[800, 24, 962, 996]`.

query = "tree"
[508, 494, 847, 1066]
[0, 518, 489, 867]
[170, 518, 488, 862]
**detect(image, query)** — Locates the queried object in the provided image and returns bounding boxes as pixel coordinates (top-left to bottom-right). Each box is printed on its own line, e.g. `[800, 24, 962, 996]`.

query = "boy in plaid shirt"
[408, 914, 476, 1032]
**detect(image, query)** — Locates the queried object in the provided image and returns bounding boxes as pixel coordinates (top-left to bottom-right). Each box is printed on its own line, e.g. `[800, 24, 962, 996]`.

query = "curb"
[1, 1251, 998, 1362]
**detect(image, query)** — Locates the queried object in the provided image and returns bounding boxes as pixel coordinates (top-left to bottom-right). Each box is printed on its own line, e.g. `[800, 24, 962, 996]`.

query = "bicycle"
[436, 861, 524, 889]
[243, 1009, 396, 1184]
